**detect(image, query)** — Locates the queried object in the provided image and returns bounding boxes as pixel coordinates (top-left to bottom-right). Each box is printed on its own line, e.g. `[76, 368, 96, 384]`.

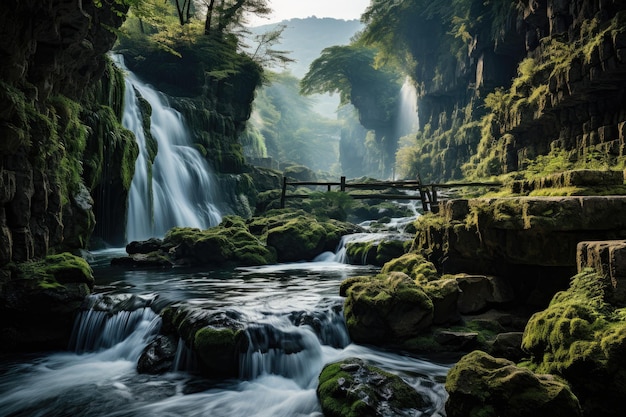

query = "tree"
[300, 44, 403, 177]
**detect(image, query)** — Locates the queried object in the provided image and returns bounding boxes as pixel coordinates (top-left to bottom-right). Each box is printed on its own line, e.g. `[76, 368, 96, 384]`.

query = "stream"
[0, 250, 451, 417]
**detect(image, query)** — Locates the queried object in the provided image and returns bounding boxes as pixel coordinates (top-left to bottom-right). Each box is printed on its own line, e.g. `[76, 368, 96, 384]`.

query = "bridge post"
[340, 176, 346, 192]
[280, 176, 287, 208]
[431, 186, 439, 214]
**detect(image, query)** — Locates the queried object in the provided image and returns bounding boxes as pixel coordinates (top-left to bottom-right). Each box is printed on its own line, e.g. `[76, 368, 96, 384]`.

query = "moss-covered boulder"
[0, 253, 93, 351]
[265, 215, 328, 262]
[344, 238, 408, 267]
[445, 350, 582, 417]
[521, 269, 626, 416]
[194, 326, 247, 378]
[341, 272, 434, 344]
[317, 358, 427, 417]
[164, 215, 276, 266]
[142, 304, 248, 377]
[381, 253, 439, 283]
[250, 210, 361, 262]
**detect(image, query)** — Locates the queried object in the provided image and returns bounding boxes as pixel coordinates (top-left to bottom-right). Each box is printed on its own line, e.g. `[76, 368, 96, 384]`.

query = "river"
[0, 250, 451, 417]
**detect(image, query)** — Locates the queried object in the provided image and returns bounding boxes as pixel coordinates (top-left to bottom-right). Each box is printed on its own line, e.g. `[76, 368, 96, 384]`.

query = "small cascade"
[331, 232, 405, 264]
[172, 337, 197, 372]
[112, 55, 223, 242]
[396, 76, 420, 137]
[239, 306, 350, 388]
[68, 294, 160, 360]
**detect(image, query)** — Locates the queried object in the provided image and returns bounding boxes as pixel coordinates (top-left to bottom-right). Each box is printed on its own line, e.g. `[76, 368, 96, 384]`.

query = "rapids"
[0, 252, 451, 417]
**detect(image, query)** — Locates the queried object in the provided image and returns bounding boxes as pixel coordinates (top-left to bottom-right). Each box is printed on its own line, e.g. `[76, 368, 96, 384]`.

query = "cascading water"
[396, 76, 420, 138]
[112, 55, 223, 242]
[0, 257, 450, 416]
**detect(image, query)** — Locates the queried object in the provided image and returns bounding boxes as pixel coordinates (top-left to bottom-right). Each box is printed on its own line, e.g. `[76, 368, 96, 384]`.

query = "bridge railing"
[280, 176, 502, 213]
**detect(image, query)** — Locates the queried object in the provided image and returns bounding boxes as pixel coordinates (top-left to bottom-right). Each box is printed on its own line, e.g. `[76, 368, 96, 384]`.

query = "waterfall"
[239, 307, 351, 388]
[68, 294, 161, 360]
[112, 55, 222, 242]
[396, 76, 419, 137]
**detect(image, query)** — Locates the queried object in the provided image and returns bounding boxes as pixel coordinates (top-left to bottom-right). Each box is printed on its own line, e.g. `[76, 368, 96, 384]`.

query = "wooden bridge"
[280, 176, 502, 213]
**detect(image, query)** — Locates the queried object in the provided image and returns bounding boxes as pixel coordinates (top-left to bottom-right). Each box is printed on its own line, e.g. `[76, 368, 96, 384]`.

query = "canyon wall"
[406, 0, 626, 181]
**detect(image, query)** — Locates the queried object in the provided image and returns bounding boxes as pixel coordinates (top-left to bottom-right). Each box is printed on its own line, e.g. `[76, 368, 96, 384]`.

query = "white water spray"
[396, 76, 420, 137]
[113, 55, 222, 242]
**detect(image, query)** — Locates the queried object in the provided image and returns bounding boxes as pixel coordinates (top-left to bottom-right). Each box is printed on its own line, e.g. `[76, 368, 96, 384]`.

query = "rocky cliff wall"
[405, 0, 626, 181]
[0, 0, 133, 261]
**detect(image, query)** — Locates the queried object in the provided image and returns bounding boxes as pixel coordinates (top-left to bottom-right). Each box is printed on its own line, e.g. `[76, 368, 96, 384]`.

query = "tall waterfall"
[113, 55, 222, 242]
[396, 76, 420, 137]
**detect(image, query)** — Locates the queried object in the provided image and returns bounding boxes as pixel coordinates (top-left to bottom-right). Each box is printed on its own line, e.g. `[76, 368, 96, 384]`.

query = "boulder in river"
[341, 272, 434, 344]
[317, 357, 428, 417]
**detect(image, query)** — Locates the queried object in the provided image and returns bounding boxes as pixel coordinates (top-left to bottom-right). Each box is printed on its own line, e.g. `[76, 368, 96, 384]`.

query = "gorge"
[2, 1, 626, 417]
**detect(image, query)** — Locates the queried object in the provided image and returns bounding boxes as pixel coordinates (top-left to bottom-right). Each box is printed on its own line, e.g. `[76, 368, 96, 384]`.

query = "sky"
[248, 0, 371, 26]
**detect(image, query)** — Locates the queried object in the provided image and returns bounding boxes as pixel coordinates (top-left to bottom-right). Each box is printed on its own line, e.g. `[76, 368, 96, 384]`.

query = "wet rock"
[0, 252, 93, 352]
[159, 305, 247, 378]
[317, 358, 429, 417]
[446, 350, 582, 417]
[111, 253, 173, 269]
[126, 238, 163, 255]
[137, 335, 178, 374]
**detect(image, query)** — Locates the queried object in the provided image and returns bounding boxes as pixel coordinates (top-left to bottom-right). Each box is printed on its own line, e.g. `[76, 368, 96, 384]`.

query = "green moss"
[164, 216, 276, 266]
[343, 273, 434, 344]
[317, 358, 425, 417]
[521, 269, 626, 415]
[15, 252, 94, 289]
[381, 253, 439, 283]
[193, 327, 244, 377]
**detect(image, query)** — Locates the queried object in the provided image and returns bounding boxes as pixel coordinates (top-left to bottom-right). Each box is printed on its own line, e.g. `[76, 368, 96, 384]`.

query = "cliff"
[396, 0, 626, 181]
[0, 0, 133, 260]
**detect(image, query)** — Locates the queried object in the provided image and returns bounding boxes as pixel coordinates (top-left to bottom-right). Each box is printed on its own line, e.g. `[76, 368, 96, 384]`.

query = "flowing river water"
[0, 55, 450, 416]
[0, 250, 451, 417]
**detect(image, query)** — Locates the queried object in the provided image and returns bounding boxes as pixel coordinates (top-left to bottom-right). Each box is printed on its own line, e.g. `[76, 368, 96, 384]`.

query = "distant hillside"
[248, 17, 363, 78]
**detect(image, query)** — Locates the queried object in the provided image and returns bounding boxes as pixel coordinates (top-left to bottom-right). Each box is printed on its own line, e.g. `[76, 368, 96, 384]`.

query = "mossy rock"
[1, 253, 94, 351]
[164, 215, 276, 266]
[15, 252, 94, 288]
[266, 216, 328, 262]
[521, 269, 626, 416]
[155, 304, 247, 377]
[261, 211, 360, 262]
[317, 358, 427, 417]
[445, 350, 582, 417]
[194, 327, 247, 378]
[381, 253, 439, 283]
[342, 272, 434, 345]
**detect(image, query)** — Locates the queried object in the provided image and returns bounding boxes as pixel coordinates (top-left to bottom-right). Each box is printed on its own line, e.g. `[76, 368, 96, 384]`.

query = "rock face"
[445, 350, 582, 417]
[317, 358, 428, 417]
[398, 0, 626, 181]
[414, 196, 626, 308]
[0, 0, 134, 254]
